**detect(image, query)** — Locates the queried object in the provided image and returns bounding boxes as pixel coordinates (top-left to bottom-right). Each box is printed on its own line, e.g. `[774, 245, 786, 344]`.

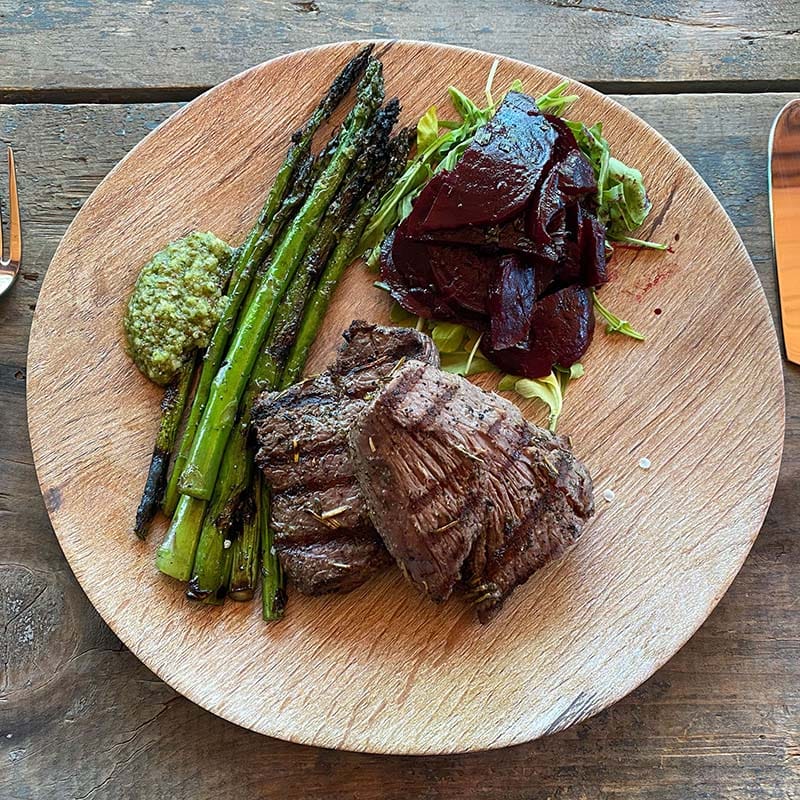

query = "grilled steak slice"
[349, 360, 594, 619]
[331, 318, 439, 398]
[252, 321, 439, 595]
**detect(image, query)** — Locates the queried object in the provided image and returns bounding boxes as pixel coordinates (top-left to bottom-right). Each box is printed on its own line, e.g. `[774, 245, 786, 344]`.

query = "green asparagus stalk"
[260, 481, 285, 620]
[202, 554, 234, 606]
[134, 356, 196, 539]
[185, 431, 247, 600]
[178, 59, 385, 502]
[155, 494, 207, 580]
[161, 47, 373, 517]
[155, 52, 379, 581]
[282, 127, 414, 385]
[228, 468, 260, 601]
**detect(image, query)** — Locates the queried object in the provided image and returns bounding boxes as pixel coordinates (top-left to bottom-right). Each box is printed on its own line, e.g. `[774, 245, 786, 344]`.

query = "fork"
[0, 147, 21, 297]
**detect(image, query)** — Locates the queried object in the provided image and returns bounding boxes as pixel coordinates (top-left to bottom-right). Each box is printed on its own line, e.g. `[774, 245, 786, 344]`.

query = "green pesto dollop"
[124, 231, 232, 385]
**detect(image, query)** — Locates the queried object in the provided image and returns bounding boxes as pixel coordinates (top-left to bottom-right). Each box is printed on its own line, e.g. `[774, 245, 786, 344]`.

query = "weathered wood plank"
[0, 1, 798, 97]
[2, 94, 799, 796]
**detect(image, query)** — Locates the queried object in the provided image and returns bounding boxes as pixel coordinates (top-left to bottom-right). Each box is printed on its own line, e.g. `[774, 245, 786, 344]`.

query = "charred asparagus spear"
[259, 480, 286, 620]
[133, 356, 196, 538]
[228, 472, 260, 601]
[178, 59, 385, 503]
[155, 54, 378, 581]
[282, 128, 415, 385]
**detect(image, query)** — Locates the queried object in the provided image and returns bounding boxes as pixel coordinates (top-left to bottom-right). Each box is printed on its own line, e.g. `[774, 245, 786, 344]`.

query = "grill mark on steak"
[252, 321, 440, 596]
[349, 359, 594, 620]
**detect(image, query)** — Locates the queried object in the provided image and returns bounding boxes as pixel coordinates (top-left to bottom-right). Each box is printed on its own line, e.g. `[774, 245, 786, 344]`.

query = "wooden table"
[1, 3, 798, 798]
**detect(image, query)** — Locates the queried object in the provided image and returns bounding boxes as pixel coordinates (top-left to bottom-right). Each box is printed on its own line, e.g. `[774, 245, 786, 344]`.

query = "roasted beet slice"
[379, 90, 607, 381]
[488, 255, 537, 350]
[580, 213, 608, 287]
[546, 117, 597, 197]
[428, 244, 497, 314]
[402, 172, 447, 237]
[380, 229, 441, 319]
[418, 92, 559, 230]
[527, 135, 597, 251]
[413, 216, 563, 265]
[484, 285, 595, 377]
[382, 229, 492, 327]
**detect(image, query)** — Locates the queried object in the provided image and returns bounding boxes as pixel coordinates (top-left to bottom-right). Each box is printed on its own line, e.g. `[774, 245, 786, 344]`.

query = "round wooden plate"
[27, 41, 784, 755]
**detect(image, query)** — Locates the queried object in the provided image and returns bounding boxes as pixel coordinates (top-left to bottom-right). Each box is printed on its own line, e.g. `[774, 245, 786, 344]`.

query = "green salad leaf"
[416, 105, 441, 152]
[498, 363, 584, 432]
[591, 289, 645, 341]
[535, 80, 580, 116]
[430, 321, 467, 353]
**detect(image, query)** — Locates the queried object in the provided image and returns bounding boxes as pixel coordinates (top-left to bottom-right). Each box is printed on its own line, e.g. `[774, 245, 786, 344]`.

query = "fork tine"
[7, 147, 20, 264]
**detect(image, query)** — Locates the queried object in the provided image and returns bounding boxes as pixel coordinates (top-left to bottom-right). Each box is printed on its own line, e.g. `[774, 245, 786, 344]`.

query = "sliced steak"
[252, 321, 439, 595]
[349, 359, 594, 620]
[332, 319, 439, 398]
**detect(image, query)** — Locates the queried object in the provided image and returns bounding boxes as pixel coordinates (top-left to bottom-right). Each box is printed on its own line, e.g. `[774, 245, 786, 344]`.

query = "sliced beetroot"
[488, 255, 537, 349]
[413, 216, 562, 265]
[382, 229, 491, 327]
[379, 90, 608, 380]
[402, 172, 447, 238]
[380, 230, 441, 319]
[427, 243, 497, 314]
[580, 214, 608, 287]
[418, 92, 559, 230]
[527, 141, 596, 250]
[545, 117, 597, 197]
[483, 286, 595, 378]
[556, 147, 597, 197]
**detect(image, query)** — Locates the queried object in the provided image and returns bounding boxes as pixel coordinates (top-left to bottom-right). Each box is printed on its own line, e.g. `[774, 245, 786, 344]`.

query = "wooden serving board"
[26, 41, 784, 755]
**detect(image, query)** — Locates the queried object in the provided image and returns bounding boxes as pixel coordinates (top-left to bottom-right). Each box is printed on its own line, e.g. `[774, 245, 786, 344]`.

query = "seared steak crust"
[349, 359, 594, 620]
[252, 321, 439, 595]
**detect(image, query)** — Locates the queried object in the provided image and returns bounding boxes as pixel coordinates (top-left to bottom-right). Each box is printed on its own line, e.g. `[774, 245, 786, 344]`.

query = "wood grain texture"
[22, 42, 784, 757]
[1, 0, 799, 97]
[2, 91, 798, 797]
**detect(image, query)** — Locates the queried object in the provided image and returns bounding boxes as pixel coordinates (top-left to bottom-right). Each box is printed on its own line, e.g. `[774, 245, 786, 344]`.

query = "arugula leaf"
[440, 351, 497, 377]
[389, 301, 419, 328]
[431, 321, 467, 353]
[514, 373, 563, 430]
[448, 86, 489, 125]
[497, 373, 518, 391]
[536, 80, 579, 116]
[484, 58, 500, 108]
[611, 235, 669, 251]
[554, 363, 585, 396]
[417, 106, 440, 152]
[591, 289, 645, 341]
[498, 364, 584, 431]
